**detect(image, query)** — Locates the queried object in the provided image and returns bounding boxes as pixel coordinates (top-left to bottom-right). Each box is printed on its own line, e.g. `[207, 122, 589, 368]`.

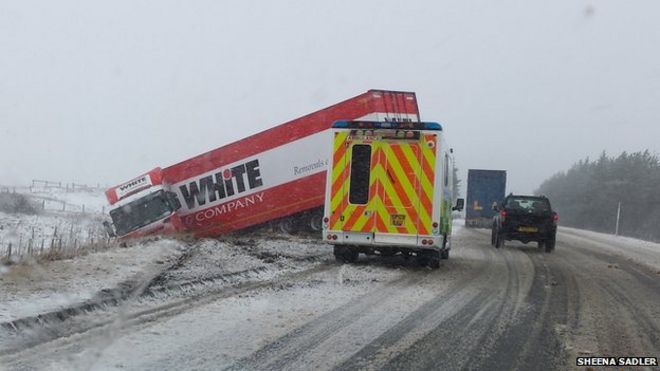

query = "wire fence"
[0, 181, 113, 264]
[0, 181, 108, 214]
[29, 196, 107, 214]
[29, 180, 105, 193]
[0, 222, 113, 264]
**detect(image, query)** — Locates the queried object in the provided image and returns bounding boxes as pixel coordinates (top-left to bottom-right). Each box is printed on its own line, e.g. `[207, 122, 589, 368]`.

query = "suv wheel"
[545, 236, 556, 253]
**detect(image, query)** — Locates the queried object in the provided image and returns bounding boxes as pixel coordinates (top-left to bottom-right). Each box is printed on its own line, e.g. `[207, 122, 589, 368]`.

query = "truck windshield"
[109, 190, 174, 236]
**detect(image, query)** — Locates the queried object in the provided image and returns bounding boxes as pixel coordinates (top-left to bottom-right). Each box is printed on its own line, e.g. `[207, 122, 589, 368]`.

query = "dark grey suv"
[491, 194, 558, 252]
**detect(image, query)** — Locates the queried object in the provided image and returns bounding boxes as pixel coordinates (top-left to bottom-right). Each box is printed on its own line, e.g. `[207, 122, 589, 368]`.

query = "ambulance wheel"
[334, 246, 358, 263]
[428, 251, 441, 268]
[379, 249, 396, 257]
[417, 251, 440, 268]
[440, 249, 449, 260]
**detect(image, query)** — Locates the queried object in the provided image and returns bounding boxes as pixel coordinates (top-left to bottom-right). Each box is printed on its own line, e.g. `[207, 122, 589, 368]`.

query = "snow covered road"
[1, 226, 659, 370]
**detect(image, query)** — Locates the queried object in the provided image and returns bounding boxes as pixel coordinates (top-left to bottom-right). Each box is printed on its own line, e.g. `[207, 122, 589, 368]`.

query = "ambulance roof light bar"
[332, 120, 442, 131]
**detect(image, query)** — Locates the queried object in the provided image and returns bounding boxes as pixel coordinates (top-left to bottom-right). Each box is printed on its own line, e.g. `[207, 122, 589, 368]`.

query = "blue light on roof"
[332, 120, 442, 131]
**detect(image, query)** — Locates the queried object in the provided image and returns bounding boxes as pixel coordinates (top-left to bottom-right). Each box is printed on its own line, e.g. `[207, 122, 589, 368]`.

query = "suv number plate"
[518, 226, 538, 233]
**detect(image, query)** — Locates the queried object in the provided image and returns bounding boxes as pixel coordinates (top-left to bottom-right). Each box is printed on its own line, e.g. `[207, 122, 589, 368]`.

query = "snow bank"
[0, 187, 110, 261]
[0, 240, 183, 322]
[559, 226, 660, 272]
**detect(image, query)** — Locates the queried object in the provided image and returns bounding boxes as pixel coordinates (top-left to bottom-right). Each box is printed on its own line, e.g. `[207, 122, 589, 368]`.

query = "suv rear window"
[505, 197, 550, 213]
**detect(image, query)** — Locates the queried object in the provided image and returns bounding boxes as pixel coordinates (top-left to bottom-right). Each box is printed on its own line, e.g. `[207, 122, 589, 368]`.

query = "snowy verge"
[0, 240, 184, 323]
[559, 226, 660, 272]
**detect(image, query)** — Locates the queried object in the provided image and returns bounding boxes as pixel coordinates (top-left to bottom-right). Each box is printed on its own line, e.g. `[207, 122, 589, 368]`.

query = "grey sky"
[1, 1, 659, 194]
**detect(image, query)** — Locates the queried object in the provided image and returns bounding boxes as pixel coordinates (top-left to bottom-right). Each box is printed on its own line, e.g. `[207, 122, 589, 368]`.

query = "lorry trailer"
[465, 169, 507, 228]
[105, 90, 421, 239]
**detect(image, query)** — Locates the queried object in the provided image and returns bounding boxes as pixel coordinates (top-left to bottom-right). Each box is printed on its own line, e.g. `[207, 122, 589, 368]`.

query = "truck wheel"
[277, 218, 295, 234]
[308, 214, 323, 232]
[545, 237, 556, 253]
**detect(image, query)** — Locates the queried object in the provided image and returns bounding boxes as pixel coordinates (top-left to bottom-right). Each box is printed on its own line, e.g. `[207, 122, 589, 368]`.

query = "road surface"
[1, 226, 659, 370]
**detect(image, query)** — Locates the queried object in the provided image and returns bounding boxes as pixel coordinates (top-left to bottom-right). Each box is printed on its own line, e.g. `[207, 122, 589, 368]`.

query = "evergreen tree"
[535, 150, 660, 241]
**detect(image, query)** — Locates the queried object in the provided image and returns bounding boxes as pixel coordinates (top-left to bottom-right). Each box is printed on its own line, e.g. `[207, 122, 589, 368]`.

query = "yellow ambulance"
[322, 120, 464, 268]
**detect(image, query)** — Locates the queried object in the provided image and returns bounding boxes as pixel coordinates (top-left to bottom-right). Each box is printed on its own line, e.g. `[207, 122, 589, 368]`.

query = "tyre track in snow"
[346, 232, 543, 371]
[5, 227, 660, 370]
[227, 228, 533, 371]
[549, 233, 660, 362]
[229, 227, 660, 371]
[0, 262, 335, 367]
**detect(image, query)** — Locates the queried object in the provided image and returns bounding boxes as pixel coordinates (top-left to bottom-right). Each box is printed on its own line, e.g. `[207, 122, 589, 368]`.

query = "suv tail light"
[500, 210, 507, 223]
[553, 212, 559, 225]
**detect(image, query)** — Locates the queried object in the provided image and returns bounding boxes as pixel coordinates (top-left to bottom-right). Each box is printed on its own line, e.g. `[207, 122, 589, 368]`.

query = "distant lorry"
[105, 90, 421, 239]
[465, 169, 506, 228]
[323, 120, 464, 268]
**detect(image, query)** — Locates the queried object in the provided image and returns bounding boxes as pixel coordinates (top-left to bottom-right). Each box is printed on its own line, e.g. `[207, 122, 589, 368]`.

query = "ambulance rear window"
[349, 144, 372, 204]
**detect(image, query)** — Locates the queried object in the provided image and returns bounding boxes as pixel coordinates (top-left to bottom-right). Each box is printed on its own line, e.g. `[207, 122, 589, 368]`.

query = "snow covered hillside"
[0, 184, 109, 263]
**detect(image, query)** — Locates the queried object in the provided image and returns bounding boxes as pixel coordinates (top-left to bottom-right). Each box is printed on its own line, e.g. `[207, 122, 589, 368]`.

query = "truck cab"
[105, 168, 183, 239]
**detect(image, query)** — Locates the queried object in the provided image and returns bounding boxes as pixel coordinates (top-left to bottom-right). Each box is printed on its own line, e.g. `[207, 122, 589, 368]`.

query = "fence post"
[28, 228, 35, 256]
[7, 243, 11, 259]
[615, 202, 621, 236]
[51, 227, 58, 250]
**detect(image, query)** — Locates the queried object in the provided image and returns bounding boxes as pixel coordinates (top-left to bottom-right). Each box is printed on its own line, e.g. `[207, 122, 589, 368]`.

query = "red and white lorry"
[105, 90, 421, 239]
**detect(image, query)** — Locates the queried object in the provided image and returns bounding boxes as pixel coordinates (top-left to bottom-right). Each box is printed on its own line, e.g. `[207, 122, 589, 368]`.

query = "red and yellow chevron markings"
[329, 131, 437, 236]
